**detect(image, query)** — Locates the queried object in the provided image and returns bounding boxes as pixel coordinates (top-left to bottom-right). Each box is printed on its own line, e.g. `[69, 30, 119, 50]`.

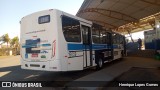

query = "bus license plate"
[32, 54, 38, 57]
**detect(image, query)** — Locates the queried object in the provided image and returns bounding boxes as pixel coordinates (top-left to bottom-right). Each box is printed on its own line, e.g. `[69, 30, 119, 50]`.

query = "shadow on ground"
[104, 67, 160, 90]
[0, 59, 123, 88]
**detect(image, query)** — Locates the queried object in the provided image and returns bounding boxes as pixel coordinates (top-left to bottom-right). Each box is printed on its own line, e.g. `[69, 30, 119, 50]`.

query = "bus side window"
[119, 36, 124, 44]
[92, 24, 100, 43]
[82, 25, 90, 45]
[92, 23, 108, 44]
[100, 29, 107, 44]
[62, 16, 81, 42]
[92, 28, 99, 43]
[113, 34, 123, 44]
[113, 33, 117, 44]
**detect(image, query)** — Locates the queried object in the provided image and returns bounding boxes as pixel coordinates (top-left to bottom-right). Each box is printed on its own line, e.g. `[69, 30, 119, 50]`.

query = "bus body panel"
[20, 10, 63, 71]
[20, 9, 125, 71]
[59, 12, 93, 71]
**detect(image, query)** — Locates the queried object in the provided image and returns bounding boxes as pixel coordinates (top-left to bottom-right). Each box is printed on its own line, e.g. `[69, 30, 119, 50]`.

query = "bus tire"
[96, 57, 104, 70]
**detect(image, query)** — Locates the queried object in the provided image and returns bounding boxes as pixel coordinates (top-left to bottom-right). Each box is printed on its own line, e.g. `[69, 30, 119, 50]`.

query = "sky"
[0, 0, 84, 39]
[125, 31, 145, 41]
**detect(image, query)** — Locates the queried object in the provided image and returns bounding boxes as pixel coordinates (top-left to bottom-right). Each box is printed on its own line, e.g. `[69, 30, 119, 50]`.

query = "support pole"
[126, 29, 134, 43]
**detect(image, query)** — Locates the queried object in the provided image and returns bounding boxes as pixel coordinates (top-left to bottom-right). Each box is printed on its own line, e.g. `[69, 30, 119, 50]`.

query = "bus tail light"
[51, 40, 56, 58]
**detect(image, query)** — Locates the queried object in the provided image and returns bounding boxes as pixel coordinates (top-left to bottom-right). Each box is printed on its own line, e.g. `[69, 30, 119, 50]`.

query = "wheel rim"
[99, 59, 103, 67]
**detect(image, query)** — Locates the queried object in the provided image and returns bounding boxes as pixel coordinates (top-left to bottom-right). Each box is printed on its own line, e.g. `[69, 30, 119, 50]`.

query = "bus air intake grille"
[30, 64, 40, 67]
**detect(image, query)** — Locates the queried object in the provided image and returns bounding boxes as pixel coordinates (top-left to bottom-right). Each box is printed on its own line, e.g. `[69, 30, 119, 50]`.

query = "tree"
[10, 36, 19, 48]
[3, 34, 10, 48]
[0, 36, 3, 45]
[10, 36, 20, 55]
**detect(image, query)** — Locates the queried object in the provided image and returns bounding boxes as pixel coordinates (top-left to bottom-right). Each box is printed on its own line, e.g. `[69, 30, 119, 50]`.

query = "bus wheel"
[96, 57, 103, 70]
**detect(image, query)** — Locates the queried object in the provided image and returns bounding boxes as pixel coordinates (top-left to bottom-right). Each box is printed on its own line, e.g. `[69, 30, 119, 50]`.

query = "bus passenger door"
[81, 25, 92, 68]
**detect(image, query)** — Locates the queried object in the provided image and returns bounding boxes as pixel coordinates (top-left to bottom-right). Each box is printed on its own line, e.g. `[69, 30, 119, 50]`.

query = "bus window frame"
[61, 15, 81, 43]
[38, 15, 50, 24]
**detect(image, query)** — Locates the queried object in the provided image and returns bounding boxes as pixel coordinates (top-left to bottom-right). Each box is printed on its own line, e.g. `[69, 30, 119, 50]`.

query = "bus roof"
[20, 9, 92, 25]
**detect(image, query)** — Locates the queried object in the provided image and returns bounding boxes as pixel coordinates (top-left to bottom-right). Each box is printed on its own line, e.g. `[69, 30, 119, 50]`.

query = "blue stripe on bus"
[113, 45, 118, 48]
[22, 44, 37, 48]
[41, 44, 51, 47]
[67, 43, 119, 50]
[22, 43, 51, 48]
[67, 43, 84, 50]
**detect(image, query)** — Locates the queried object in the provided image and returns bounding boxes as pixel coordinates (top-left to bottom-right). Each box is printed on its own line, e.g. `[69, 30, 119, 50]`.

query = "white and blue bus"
[20, 9, 126, 71]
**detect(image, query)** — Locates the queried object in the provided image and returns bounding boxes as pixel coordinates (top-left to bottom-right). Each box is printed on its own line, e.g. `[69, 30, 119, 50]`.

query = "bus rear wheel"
[96, 57, 104, 70]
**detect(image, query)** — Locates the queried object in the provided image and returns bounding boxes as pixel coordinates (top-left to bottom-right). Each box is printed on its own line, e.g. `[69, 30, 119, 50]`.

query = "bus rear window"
[38, 15, 50, 24]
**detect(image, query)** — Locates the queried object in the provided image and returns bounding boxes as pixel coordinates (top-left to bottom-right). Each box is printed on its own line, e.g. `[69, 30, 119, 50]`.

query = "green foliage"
[0, 48, 18, 56]
[10, 36, 19, 48]
[0, 34, 20, 56]
[0, 35, 4, 45]
[1, 33, 10, 48]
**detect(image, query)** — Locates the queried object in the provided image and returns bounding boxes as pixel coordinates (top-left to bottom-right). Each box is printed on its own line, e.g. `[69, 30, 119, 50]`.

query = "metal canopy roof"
[76, 0, 160, 34]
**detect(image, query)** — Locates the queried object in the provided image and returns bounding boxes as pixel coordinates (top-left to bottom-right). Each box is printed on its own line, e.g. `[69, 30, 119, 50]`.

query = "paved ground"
[0, 56, 14, 59]
[0, 56, 96, 81]
[66, 57, 160, 90]
[103, 67, 160, 90]
[0, 56, 20, 68]
[0, 56, 97, 90]
[0, 56, 160, 90]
